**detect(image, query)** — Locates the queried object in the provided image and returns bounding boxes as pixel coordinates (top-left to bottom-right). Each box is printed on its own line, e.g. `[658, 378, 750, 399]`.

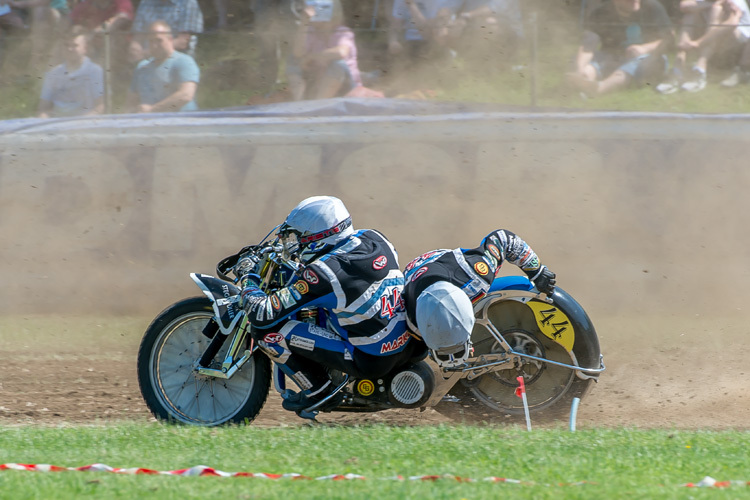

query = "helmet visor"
[278, 225, 301, 261]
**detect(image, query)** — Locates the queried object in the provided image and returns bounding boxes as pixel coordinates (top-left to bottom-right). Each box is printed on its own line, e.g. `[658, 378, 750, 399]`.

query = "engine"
[351, 361, 435, 409]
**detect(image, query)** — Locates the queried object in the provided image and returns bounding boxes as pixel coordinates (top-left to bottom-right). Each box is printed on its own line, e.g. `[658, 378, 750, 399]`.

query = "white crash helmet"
[279, 196, 355, 263]
[415, 281, 475, 368]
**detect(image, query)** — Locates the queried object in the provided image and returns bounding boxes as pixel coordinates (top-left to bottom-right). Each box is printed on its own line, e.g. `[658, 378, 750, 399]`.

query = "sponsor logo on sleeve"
[303, 269, 319, 284]
[483, 251, 498, 269]
[294, 280, 309, 295]
[405, 249, 445, 272]
[263, 332, 284, 344]
[407, 266, 428, 284]
[356, 379, 375, 396]
[474, 261, 489, 275]
[277, 288, 297, 308]
[489, 234, 504, 252]
[290, 335, 315, 351]
[527, 256, 540, 270]
[488, 243, 501, 259]
[244, 295, 264, 309]
[372, 255, 388, 270]
[270, 294, 282, 311]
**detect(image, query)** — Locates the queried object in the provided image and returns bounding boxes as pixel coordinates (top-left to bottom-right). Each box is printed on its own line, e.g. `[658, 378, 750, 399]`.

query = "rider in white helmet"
[239, 196, 418, 414]
[403, 229, 557, 368]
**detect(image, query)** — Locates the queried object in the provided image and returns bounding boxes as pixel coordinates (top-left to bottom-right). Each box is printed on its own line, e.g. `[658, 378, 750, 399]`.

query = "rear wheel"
[137, 297, 271, 425]
[436, 297, 595, 424]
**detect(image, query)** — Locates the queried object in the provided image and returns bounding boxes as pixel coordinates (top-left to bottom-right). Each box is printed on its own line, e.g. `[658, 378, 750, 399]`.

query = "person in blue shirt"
[127, 20, 200, 112]
[38, 27, 104, 118]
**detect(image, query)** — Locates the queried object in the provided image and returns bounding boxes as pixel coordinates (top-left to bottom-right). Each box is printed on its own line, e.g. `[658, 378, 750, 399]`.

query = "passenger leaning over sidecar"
[402, 229, 557, 368]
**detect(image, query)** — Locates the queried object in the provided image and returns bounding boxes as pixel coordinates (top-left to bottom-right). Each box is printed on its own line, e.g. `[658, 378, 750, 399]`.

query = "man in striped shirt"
[130, 0, 203, 58]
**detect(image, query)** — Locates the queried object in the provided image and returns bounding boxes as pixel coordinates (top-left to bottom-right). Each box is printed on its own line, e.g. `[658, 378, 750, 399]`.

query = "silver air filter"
[390, 371, 426, 406]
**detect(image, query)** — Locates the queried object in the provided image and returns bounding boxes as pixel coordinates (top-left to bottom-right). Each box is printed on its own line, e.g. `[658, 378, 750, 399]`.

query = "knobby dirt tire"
[137, 296, 271, 426]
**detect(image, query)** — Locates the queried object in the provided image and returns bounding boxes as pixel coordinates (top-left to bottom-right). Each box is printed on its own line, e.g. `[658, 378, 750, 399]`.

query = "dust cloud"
[2, 57, 749, 430]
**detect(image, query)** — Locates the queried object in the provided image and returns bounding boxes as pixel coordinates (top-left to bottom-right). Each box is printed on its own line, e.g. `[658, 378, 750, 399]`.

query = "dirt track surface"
[1, 313, 747, 429]
[4, 104, 750, 430]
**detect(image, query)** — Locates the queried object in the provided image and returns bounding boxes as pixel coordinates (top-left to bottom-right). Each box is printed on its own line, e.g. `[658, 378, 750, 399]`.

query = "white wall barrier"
[1, 104, 748, 315]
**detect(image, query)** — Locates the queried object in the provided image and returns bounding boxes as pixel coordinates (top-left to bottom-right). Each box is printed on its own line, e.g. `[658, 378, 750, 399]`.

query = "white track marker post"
[515, 376, 532, 431]
[569, 397, 581, 432]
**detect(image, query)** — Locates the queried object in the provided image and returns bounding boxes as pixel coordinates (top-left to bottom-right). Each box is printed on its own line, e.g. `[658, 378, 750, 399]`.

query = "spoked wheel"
[465, 328, 576, 415]
[137, 297, 271, 425]
[436, 297, 595, 424]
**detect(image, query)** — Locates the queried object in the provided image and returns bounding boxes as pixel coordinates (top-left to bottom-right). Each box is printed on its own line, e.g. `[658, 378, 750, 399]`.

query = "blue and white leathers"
[242, 229, 411, 389]
[403, 229, 544, 333]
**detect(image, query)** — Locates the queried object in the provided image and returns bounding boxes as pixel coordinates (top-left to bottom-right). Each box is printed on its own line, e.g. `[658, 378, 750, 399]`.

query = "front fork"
[196, 314, 258, 379]
[196, 258, 281, 379]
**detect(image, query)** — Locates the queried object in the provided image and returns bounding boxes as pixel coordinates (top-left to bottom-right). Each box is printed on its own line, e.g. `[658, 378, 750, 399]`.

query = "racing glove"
[528, 265, 556, 295]
[239, 273, 263, 311]
[234, 254, 260, 280]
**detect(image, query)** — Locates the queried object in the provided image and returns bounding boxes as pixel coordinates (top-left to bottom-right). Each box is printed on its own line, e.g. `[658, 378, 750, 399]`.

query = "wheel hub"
[489, 329, 546, 387]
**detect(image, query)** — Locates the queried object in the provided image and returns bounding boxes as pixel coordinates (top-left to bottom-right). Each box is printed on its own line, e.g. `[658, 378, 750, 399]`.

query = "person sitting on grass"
[446, 0, 524, 70]
[286, 0, 362, 100]
[657, 0, 750, 93]
[388, 0, 461, 65]
[567, 0, 673, 98]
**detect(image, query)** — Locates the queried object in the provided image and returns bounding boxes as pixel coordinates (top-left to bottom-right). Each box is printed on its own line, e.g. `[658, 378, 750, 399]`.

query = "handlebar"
[215, 240, 300, 283]
[215, 244, 259, 281]
[260, 244, 284, 255]
[216, 253, 241, 282]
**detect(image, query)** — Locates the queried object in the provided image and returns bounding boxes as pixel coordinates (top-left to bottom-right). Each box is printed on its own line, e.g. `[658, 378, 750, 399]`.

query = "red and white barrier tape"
[0, 463, 527, 482]
[4, 464, 746, 487]
[683, 476, 750, 488]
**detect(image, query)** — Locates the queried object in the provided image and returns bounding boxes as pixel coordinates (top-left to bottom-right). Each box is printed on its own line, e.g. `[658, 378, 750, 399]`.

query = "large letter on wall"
[475, 140, 607, 239]
[150, 144, 324, 253]
[0, 148, 135, 259]
[337, 141, 468, 256]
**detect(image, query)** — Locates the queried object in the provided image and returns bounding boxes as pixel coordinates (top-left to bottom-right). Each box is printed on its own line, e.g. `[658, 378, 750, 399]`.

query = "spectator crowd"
[0, 0, 526, 117]
[2, 0, 746, 118]
[568, 0, 750, 97]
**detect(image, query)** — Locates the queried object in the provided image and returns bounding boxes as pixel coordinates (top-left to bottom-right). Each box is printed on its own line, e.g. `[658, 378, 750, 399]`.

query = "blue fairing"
[489, 275, 535, 293]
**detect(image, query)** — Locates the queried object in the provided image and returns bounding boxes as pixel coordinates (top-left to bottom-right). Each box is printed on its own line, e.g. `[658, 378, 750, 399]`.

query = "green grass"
[0, 424, 749, 499]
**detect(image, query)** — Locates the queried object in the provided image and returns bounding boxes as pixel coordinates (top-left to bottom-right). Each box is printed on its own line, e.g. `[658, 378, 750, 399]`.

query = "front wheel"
[137, 297, 271, 425]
